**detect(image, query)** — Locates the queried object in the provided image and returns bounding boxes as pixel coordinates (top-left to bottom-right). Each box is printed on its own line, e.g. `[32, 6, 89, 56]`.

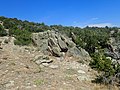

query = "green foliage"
[0, 24, 7, 36]
[90, 51, 120, 85]
[78, 27, 110, 53]
[0, 16, 51, 45]
[1, 16, 120, 86]
[34, 79, 45, 85]
[14, 30, 32, 45]
[51, 25, 111, 53]
[90, 51, 114, 73]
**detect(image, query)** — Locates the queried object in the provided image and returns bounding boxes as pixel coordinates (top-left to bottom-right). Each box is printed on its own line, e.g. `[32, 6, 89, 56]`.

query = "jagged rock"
[52, 47, 61, 57]
[32, 31, 91, 63]
[58, 38, 68, 52]
[42, 63, 50, 67]
[66, 40, 76, 48]
[105, 51, 119, 59]
[32, 32, 48, 51]
[35, 59, 53, 65]
[67, 46, 90, 58]
[106, 30, 120, 61]
[34, 55, 53, 65]
[71, 32, 76, 43]
[60, 35, 66, 41]
[48, 38, 58, 47]
[79, 47, 90, 57]
[40, 40, 48, 51]
[60, 35, 75, 48]
[67, 47, 81, 57]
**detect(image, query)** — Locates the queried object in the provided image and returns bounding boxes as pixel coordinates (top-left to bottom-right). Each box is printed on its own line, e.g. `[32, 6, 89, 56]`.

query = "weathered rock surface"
[58, 38, 68, 52]
[49, 64, 59, 69]
[104, 30, 120, 64]
[52, 46, 61, 57]
[34, 55, 53, 66]
[32, 30, 91, 63]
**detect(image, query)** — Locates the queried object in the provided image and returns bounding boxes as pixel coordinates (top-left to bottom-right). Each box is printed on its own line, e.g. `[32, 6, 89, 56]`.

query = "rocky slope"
[0, 33, 118, 90]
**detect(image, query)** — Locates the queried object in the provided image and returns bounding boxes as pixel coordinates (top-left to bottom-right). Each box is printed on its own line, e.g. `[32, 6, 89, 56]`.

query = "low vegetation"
[90, 51, 120, 85]
[34, 79, 45, 85]
[0, 16, 120, 86]
[0, 24, 7, 36]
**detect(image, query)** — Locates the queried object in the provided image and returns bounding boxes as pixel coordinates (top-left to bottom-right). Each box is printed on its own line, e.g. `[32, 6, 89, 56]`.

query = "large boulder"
[67, 46, 91, 61]
[48, 37, 62, 57]
[32, 32, 48, 51]
[67, 47, 81, 57]
[52, 47, 62, 57]
[58, 38, 68, 52]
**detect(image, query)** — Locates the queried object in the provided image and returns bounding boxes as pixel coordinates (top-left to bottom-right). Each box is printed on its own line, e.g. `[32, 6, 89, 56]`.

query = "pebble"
[49, 65, 59, 69]
[5, 81, 14, 87]
[35, 60, 41, 65]
[77, 70, 86, 74]
[42, 63, 49, 67]
[77, 75, 90, 81]
[33, 85, 37, 87]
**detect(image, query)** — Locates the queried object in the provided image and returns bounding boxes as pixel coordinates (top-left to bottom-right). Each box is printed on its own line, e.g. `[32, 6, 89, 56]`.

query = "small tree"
[0, 25, 7, 36]
[90, 50, 120, 88]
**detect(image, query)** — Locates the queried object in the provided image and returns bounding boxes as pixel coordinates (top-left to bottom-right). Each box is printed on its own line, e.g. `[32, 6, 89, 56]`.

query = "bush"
[90, 51, 120, 85]
[13, 29, 32, 45]
[0, 25, 7, 36]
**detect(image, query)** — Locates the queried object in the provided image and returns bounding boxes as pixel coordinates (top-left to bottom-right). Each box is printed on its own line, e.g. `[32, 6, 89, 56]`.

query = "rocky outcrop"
[104, 30, 120, 63]
[32, 30, 91, 63]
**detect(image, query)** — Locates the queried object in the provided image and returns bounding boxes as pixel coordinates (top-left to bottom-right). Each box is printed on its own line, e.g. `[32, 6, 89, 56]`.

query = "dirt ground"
[0, 37, 119, 90]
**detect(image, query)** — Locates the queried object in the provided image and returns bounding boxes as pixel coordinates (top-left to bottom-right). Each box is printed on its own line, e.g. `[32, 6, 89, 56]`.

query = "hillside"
[0, 16, 120, 90]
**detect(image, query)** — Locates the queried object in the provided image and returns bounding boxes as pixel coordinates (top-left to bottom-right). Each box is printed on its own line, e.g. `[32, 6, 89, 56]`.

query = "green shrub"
[13, 29, 32, 45]
[0, 25, 7, 36]
[90, 51, 120, 85]
[91, 53, 115, 73]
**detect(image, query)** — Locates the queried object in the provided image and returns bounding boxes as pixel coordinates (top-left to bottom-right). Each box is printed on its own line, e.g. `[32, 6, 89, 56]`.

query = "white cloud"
[91, 17, 99, 20]
[72, 17, 99, 27]
[72, 21, 83, 27]
[88, 23, 113, 27]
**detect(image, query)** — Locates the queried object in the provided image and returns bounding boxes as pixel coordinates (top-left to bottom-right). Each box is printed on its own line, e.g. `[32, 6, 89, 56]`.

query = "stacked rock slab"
[32, 30, 91, 62]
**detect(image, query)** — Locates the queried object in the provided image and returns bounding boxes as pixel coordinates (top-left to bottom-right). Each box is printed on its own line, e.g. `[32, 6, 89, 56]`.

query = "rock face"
[105, 30, 120, 63]
[58, 38, 68, 52]
[32, 30, 91, 62]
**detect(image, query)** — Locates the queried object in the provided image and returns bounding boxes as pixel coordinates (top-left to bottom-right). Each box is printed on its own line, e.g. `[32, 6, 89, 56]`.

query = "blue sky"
[0, 0, 120, 27]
